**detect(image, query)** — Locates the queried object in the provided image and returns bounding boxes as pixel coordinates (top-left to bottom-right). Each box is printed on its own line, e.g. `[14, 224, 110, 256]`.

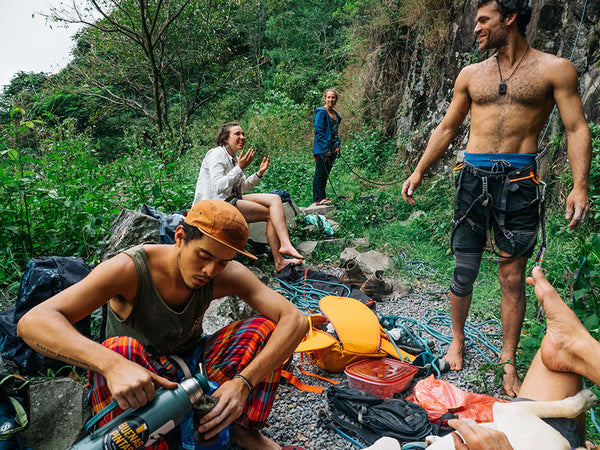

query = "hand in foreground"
[196, 377, 249, 439]
[565, 187, 590, 230]
[401, 172, 423, 205]
[105, 359, 178, 410]
[448, 418, 514, 450]
[258, 155, 270, 177]
[238, 148, 255, 170]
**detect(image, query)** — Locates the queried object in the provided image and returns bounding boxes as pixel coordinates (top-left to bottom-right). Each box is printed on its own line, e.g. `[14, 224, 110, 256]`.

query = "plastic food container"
[344, 358, 417, 398]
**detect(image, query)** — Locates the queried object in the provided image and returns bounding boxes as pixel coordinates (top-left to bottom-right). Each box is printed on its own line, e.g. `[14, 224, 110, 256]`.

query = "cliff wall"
[392, 0, 600, 169]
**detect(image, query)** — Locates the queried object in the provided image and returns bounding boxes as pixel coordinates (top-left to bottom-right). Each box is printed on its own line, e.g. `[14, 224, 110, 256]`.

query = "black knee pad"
[450, 251, 482, 297]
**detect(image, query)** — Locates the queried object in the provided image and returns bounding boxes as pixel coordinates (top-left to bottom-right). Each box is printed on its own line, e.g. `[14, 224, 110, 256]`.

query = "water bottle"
[180, 381, 230, 449]
[71, 373, 209, 449]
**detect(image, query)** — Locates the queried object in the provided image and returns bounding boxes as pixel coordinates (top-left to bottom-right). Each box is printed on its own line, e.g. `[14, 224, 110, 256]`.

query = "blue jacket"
[313, 107, 342, 155]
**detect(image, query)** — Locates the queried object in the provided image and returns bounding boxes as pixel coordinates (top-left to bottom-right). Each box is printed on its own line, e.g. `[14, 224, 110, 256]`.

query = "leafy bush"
[0, 113, 195, 298]
[570, 234, 600, 338]
[343, 128, 399, 178]
[243, 91, 312, 156]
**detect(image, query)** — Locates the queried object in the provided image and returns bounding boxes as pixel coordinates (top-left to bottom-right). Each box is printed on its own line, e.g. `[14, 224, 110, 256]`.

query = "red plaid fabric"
[203, 316, 280, 428]
[88, 316, 280, 446]
[88, 336, 174, 449]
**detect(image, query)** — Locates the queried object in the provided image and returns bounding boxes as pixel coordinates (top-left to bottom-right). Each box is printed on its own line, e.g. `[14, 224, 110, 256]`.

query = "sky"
[0, 1, 85, 91]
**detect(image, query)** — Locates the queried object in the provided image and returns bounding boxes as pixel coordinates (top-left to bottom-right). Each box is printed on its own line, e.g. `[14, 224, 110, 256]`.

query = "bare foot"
[443, 339, 465, 371]
[527, 266, 593, 378]
[274, 258, 303, 272]
[278, 244, 304, 260]
[501, 362, 521, 397]
[230, 423, 281, 450]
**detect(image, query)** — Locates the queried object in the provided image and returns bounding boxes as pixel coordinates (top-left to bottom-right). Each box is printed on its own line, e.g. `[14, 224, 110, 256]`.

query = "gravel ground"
[254, 265, 508, 449]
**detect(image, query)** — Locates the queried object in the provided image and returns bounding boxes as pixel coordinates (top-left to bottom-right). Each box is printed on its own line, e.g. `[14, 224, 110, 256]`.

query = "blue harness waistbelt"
[464, 152, 536, 170]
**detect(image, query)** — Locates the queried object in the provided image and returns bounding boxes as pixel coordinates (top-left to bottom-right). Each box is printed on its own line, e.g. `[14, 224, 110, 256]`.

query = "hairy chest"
[468, 63, 552, 108]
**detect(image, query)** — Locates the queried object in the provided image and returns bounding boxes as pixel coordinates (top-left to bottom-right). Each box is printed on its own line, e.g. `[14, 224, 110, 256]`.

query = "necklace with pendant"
[495, 45, 529, 95]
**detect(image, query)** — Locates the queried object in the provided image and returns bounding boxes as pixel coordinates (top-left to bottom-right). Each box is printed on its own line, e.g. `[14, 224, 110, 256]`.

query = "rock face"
[102, 209, 160, 260]
[393, 0, 600, 168]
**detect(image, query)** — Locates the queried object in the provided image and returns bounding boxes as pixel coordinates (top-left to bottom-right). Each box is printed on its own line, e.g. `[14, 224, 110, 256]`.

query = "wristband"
[234, 374, 254, 392]
[256, 172, 263, 179]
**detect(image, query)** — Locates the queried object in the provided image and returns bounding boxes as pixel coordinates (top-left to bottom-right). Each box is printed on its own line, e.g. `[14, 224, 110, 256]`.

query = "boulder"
[300, 203, 335, 219]
[22, 378, 91, 450]
[202, 297, 233, 335]
[349, 237, 370, 249]
[356, 250, 395, 274]
[339, 248, 395, 274]
[102, 209, 159, 260]
[394, 282, 412, 296]
[297, 241, 318, 259]
[202, 295, 259, 335]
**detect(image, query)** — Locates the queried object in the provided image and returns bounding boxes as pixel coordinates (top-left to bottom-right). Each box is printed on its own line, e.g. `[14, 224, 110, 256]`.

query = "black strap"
[452, 162, 546, 262]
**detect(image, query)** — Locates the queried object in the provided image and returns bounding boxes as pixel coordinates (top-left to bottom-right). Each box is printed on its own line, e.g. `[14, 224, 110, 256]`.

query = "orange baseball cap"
[185, 200, 257, 260]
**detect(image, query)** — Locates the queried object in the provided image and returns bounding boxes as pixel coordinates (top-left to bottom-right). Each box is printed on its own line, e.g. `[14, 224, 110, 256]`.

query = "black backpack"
[0, 256, 92, 375]
[325, 385, 438, 446]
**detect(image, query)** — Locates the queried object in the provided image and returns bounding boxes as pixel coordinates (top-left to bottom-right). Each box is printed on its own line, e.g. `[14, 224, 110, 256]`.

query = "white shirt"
[192, 146, 261, 206]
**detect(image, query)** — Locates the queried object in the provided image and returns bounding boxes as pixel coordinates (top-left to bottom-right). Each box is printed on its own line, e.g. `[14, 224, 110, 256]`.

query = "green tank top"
[105, 244, 214, 354]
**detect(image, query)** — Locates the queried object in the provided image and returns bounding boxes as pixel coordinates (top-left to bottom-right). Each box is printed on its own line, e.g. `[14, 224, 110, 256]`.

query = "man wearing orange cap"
[17, 199, 308, 450]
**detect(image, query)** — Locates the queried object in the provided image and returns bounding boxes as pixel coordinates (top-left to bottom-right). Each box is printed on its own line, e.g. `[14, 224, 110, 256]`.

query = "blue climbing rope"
[380, 310, 503, 367]
[275, 277, 351, 313]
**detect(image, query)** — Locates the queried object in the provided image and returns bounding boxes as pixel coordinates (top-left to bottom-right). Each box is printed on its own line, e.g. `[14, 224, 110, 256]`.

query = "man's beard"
[481, 26, 508, 52]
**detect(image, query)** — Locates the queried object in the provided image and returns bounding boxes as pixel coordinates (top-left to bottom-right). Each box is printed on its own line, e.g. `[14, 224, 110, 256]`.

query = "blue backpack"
[0, 256, 92, 375]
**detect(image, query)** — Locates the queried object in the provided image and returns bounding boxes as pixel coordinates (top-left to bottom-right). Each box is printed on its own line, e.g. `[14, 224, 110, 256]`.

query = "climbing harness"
[450, 160, 547, 265]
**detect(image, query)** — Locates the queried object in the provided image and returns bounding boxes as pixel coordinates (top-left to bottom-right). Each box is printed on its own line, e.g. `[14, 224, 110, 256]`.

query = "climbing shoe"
[360, 270, 393, 297]
[338, 259, 367, 286]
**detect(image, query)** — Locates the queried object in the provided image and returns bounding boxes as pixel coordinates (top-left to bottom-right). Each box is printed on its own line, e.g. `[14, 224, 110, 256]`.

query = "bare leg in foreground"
[524, 266, 600, 391]
[446, 267, 599, 450]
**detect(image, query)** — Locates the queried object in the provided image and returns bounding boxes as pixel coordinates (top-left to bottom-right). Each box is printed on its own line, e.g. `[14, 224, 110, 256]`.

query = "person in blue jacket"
[312, 89, 341, 205]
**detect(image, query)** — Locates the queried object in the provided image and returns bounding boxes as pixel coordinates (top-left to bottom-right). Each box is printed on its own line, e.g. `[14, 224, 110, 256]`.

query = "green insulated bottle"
[71, 373, 210, 449]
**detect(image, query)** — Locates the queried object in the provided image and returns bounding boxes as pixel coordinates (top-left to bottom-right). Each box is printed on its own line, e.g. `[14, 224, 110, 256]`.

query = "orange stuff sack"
[412, 375, 509, 423]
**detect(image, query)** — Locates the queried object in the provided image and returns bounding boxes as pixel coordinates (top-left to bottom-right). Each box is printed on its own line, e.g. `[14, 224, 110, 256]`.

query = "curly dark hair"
[215, 122, 240, 147]
[478, 0, 532, 37]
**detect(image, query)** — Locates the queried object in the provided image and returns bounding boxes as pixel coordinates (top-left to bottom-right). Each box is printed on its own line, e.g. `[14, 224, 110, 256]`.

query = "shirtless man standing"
[402, 0, 591, 396]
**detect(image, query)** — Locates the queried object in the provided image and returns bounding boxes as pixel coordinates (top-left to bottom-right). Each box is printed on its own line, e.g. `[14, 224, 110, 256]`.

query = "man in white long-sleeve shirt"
[193, 122, 304, 272]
